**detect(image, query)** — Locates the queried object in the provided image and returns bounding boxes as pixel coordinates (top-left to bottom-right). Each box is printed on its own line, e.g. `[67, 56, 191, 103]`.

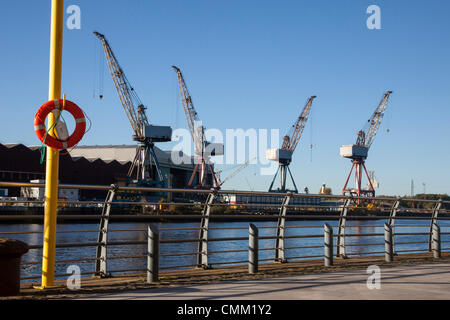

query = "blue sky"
[1, 0, 449, 195]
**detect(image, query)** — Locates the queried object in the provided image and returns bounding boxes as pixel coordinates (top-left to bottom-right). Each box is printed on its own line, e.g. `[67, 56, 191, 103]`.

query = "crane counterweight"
[339, 145, 369, 160]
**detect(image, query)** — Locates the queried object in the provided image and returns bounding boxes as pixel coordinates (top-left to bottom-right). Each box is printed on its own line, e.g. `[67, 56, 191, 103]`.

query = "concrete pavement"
[84, 262, 450, 300]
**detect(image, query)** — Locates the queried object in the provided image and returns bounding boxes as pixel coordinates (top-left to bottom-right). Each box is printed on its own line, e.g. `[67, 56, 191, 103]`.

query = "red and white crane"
[172, 66, 224, 189]
[340, 91, 392, 199]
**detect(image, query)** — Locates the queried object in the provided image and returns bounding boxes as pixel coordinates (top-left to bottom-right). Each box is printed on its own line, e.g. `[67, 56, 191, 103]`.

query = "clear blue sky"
[1, 0, 449, 196]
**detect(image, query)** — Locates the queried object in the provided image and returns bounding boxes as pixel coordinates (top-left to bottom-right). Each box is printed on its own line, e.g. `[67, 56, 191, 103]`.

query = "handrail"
[1, 180, 449, 282]
[14, 220, 449, 281]
[1, 181, 449, 204]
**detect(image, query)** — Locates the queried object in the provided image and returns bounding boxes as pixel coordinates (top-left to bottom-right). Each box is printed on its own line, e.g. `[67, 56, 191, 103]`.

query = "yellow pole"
[40, 0, 64, 288]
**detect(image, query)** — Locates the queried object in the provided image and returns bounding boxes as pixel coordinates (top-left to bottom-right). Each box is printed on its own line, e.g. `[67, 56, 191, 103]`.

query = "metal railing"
[0, 181, 449, 282]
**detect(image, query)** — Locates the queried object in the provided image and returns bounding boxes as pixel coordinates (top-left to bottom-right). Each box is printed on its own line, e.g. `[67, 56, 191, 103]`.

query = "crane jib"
[173, 65, 224, 189]
[284, 96, 316, 153]
[94, 31, 172, 185]
[361, 91, 392, 149]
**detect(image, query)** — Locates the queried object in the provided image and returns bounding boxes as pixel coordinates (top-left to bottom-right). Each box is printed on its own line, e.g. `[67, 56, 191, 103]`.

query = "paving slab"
[8, 252, 450, 300]
[85, 262, 450, 300]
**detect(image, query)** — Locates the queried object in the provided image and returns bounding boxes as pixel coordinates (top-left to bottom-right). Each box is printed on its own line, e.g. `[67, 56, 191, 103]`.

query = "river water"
[1, 219, 449, 282]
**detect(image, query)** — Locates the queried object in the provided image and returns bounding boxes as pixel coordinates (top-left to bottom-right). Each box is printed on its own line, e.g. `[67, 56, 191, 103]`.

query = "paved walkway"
[85, 262, 450, 300]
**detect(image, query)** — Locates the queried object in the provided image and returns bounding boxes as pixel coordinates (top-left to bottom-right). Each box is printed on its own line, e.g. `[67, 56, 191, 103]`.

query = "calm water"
[1, 219, 449, 282]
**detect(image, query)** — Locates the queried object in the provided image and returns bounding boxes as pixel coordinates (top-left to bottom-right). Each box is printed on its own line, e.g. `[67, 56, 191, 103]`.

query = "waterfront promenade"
[88, 262, 450, 300]
[12, 252, 450, 300]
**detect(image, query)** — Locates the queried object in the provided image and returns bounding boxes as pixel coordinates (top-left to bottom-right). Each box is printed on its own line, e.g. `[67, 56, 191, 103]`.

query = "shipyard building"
[0, 143, 212, 200]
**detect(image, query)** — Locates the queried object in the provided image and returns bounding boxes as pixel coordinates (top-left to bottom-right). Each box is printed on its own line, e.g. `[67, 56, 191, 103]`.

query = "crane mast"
[358, 91, 392, 149]
[282, 96, 316, 152]
[94, 32, 145, 135]
[172, 66, 222, 189]
[172, 66, 203, 155]
[340, 91, 392, 200]
[267, 96, 316, 193]
[94, 32, 172, 186]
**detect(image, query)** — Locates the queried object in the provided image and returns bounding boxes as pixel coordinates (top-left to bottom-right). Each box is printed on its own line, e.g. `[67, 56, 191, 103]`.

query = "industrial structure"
[1, 30, 397, 202]
[216, 157, 255, 189]
[172, 66, 224, 189]
[225, 193, 321, 209]
[94, 32, 172, 188]
[340, 91, 392, 199]
[21, 180, 79, 202]
[266, 96, 316, 193]
[319, 183, 332, 195]
[0, 143, 196, 201]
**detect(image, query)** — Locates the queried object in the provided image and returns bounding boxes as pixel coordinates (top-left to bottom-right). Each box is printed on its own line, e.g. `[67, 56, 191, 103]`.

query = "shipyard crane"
[172, 66, 224, 189]
[267, 96, 316, 193]
[340, 91, 392, 199]
[94, 32, 172, 187]
[217, 157, 256, 188]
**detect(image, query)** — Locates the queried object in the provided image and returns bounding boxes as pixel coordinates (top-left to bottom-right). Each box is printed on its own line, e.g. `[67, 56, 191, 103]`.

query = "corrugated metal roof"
[4, 143, 195, 169]
[69, 145, 195, 169]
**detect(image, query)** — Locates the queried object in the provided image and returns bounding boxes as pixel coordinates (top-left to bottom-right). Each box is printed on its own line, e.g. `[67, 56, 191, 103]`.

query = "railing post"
[197, 190, 216, 269]
[336, 198, 351, 258]
[95, 184, 118, 278]
[384, 223, 394, 262]
[429, 201, 442, 252]
[324, 224, 333, 267]
[388, 198, 401, 227]
[147, 225, 159, 283]
[275, 193, 291, 263]
[388, 199, 401, 255]
[432, 223, 441, 259]
[249, 224, 259, 274]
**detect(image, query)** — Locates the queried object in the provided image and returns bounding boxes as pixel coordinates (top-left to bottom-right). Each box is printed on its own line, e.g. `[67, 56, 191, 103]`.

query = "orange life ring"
[34, 99, 86, 150]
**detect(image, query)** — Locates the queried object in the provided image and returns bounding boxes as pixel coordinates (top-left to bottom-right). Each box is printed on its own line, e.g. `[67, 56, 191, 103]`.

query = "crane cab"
[143, 125, 172, 142]
[340, 145, 368, 160]
[266, 148, 293, 164]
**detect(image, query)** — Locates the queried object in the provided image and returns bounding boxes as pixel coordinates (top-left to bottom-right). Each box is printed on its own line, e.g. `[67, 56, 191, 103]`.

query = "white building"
[20, 180, 79, 202]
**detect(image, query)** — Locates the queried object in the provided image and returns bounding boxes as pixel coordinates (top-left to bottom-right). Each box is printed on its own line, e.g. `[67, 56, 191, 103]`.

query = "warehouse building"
[0, 143, 210, 200]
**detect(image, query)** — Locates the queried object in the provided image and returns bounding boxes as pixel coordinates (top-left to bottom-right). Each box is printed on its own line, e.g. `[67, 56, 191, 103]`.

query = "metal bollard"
[324, 224, 333, 267]
[249, 224, 259, 274]
[0, 239, 29, 296]
[432, 223, 441, 259]
[384, 223, 394, 262]
[147, 225, 160, 283]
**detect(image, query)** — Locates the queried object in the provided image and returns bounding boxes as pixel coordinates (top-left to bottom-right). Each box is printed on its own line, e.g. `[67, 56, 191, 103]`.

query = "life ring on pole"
[34, 99, 86, 150]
